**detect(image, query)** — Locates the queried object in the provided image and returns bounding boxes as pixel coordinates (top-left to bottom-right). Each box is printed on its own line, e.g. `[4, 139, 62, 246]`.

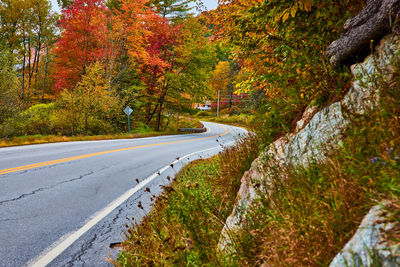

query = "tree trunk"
[156, 104, 163, 132]
[326, 0, 400, 67]
[28, 37, 32, 96]
[146, 102, 159, 125]
[22, 36, 26, 100]
[146, 82, 169, 126]
[34, 42, 41, 97]
[108, 25, 114, 92]
[42, 46, 48, 103]
[229, 85, 233, 109]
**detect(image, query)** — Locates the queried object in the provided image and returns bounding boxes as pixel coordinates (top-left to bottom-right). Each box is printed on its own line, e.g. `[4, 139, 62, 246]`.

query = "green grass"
[110, 135, 259, 266]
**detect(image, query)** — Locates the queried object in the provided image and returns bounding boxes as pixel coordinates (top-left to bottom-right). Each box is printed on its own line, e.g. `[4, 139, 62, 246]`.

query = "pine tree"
[150, 0, 194, 20]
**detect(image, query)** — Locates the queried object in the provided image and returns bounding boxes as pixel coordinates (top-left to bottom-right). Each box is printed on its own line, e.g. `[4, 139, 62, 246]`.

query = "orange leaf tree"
[53, 0, 109, 92]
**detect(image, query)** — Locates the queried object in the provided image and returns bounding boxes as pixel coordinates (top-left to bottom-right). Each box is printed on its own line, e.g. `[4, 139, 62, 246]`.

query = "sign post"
[124, 106, 133, 134]
[217, 89, 220, 118]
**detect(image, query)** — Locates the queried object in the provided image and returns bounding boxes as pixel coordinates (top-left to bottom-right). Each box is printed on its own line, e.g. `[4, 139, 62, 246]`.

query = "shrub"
[194, 110, 213, 117]
[0, 103, 56, 137]
[55, 62, 121, 135]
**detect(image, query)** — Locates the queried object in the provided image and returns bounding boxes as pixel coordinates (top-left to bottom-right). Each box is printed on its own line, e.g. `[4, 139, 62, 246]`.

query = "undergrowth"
[197, 113, 255, 130]
[111, 135, 259, 266]
[230, 58, 400, 265]
[0, 117, 202, 148]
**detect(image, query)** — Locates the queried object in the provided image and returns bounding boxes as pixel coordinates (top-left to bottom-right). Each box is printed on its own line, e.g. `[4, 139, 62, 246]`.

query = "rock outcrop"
[219, 34, 400, 257]
[330, 202, 400, 267]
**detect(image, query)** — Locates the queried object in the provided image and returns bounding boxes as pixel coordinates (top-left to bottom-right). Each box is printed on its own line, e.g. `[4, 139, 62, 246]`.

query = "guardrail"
[178, 127, 207, 133]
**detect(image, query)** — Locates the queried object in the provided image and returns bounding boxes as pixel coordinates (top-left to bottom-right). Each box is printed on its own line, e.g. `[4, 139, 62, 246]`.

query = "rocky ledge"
[219, 34, 400, 265]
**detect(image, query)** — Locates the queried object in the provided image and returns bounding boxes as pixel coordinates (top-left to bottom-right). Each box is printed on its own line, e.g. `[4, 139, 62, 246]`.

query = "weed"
[110, 135, 260, 266]
[229, 53, 400, 266]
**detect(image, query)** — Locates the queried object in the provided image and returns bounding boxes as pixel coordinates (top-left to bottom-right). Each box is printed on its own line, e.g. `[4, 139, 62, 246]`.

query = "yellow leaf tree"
[57, 62, 121, 135]
[210, 61, 232, 109]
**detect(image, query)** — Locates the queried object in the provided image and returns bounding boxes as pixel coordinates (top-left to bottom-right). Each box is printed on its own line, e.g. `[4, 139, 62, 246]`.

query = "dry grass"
[231, 66, 400, 266]
[109, 135, 259, 266]
[0, 132, 175, 148]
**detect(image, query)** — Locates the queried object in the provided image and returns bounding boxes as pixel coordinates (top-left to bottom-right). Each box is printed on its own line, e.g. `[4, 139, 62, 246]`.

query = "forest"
[0, 0, 248, 140]
[0, 0, 366, 142]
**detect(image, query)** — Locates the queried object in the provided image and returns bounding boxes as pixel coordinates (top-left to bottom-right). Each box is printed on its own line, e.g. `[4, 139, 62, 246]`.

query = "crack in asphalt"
[65, 233, 98, 267]
[0, 214, 40, 222]
[0, 170, 100, 205]
[60, 195, 146, 266]
[62, 207, 126, 266]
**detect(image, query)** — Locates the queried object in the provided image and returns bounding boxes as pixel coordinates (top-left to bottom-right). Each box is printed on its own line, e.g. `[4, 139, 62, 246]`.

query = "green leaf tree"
[150, 0, 194, 20]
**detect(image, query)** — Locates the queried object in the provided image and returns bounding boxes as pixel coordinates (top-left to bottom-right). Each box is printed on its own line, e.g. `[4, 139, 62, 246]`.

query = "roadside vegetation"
[194, 111, 254, 129]
[231, 77, 400, 265]
[0, 0, 254, 146]
[113, 51, 400, 267]
[0, 0, 226, 143]
[0, 116, 202, 148]
[111, 0, 400, 266]
[108, 135, 259, 266]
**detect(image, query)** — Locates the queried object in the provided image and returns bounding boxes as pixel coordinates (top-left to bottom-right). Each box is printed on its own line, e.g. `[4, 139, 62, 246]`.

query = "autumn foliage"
[54, 0, 108, 92]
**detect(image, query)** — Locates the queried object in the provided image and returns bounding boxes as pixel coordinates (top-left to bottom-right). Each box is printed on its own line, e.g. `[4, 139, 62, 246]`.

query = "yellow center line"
[0, 125, 230, 175]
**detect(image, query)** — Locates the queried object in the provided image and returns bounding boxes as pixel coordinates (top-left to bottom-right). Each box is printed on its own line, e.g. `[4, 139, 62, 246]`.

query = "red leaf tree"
[54, 0, 108, 92]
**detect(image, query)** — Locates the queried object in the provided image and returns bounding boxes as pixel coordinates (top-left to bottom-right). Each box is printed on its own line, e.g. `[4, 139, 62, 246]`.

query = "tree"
[0, 44, 22, 124]
[138, 15, 180, 128]
[155, 16, 216, 129]
[0, 0, 25, 49]
[140, 16, 216, 131]
[212, 0, 364, 105]
[57, 0, 72, 9]
[53, 0, 108, 92]
[150, 0, 194, 20]
[29, 0, 57, 99]
[326, 0, 400, 67]
[0, 0, 57, 101]
[117, 0, 156, 63]
[210, 61, 231, 95]
[57, 62, 120, 135]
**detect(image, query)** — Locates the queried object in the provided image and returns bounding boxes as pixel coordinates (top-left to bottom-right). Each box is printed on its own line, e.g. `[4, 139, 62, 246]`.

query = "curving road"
[0, 121, 246, 267]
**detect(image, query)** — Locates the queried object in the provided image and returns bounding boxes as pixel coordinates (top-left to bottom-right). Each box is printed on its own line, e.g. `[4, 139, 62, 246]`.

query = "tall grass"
[230, 61, 400, 266]
[111, 135, 259, 266]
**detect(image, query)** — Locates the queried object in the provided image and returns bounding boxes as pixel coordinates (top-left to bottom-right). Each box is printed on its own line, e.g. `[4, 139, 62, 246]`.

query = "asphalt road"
[0, 121, 246, 267]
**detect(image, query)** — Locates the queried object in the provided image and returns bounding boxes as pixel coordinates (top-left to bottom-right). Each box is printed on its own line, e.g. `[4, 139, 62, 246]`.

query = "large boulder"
[330, 202, 400, 267]
[219, 34, 400, 252]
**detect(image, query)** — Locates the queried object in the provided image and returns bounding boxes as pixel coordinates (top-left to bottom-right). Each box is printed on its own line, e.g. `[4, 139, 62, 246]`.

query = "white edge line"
[27, 143, 232, 267]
